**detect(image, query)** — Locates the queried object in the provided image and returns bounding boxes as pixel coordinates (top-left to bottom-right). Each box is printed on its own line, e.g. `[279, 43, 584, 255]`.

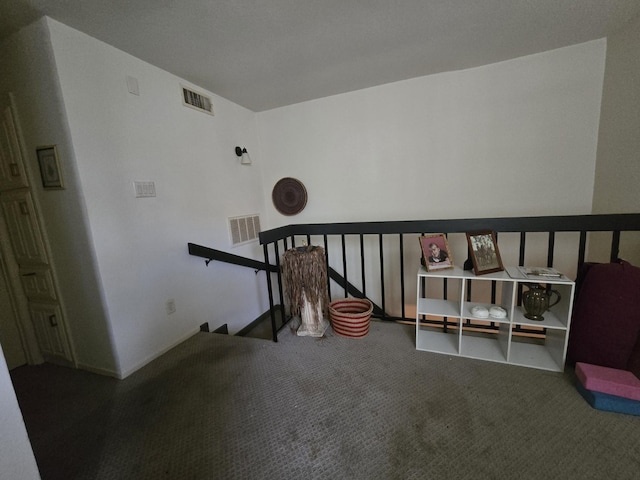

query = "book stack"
[505, 266, 569, 281]
[517, 266, 564, 279]
[575, 362, 640, 416]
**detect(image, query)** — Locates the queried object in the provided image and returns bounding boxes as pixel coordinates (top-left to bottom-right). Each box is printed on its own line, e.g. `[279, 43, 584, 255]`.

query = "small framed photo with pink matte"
[419, 234, 453, 271]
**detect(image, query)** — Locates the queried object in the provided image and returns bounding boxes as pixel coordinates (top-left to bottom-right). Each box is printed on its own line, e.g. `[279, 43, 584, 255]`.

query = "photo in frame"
[419, 233, 454, 271]
[36, 145, 64, 189]
[466, 230, 504, 275]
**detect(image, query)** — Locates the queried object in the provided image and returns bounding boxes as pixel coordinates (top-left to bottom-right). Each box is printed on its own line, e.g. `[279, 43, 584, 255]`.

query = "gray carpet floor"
[11, 320, 640, 480]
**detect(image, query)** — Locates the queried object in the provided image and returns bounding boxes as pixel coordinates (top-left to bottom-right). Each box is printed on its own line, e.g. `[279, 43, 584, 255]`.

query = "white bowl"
[471, 306, 489, 318]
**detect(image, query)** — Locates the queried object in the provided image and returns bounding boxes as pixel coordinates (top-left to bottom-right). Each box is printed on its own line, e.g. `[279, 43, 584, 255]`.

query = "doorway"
[0, 93, 73, 368]
[0, 251, 27, 369]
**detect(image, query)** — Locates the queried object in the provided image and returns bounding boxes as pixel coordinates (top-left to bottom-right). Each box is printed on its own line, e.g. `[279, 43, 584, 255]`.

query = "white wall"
[47, 19, 268, 376]
[0, 346, 41, 480]
[0, 19, 614, 378]
[592, 14, 640, 264]
[256, 40, 606, 311]
[593, 14, 640, 213]
[257, 40, 606, 226]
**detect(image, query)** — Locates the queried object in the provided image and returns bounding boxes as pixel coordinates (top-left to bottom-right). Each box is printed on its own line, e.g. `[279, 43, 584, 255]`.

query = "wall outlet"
[165, 299, 176, 315]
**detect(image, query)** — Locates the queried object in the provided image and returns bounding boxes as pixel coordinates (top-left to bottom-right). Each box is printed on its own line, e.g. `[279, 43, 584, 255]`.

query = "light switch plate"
[126, 75, 140, 95]
[134, 181, 156, 197]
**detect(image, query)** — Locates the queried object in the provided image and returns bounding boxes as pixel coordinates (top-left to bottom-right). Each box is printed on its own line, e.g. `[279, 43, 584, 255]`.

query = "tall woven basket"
[281, 246, 329, 337]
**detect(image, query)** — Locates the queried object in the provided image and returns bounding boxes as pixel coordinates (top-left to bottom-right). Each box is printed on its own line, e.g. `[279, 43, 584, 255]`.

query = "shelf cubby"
[416, 266, 575, 372]
[416, 324, 460, 355]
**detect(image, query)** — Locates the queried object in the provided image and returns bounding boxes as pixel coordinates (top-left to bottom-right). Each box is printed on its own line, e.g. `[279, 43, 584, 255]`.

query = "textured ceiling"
[2, 1, 640, 112]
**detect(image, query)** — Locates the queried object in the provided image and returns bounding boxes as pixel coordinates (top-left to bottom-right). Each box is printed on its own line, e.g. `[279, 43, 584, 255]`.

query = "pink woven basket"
[329, 298, 373, 338]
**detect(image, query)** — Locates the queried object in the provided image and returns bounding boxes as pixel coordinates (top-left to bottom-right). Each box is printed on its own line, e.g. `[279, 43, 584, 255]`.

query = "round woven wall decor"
[272, 177, 307, 215]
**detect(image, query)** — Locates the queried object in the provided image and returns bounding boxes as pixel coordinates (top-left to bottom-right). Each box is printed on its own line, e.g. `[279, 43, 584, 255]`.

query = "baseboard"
[117, 327, 201, 379]
[76, 362, 120, 379]
[236, 305, 281, 337]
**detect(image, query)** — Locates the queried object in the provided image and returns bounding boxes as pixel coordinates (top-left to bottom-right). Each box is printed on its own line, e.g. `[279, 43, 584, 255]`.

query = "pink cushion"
[576, 362, 640, 401]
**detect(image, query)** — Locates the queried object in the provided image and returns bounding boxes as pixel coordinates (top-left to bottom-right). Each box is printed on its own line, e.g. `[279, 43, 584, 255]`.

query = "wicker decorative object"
[272, 177, 307, 216]
[281, 245, 329, 337]
[329, 298, 373, 338]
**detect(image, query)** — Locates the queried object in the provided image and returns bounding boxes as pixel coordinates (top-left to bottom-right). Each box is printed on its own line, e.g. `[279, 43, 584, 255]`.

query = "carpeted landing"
[11, 320, 640, 479]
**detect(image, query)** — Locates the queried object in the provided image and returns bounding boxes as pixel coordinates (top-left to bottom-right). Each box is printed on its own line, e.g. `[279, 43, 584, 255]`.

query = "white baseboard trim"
[76, 362, 120, 379]
[117, 328, 202, 379]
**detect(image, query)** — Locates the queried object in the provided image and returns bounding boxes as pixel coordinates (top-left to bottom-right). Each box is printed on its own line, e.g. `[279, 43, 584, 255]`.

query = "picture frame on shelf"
[419, 233, 454, 271]
[36, 145, 64, 189]
[466, 230, 504, 275]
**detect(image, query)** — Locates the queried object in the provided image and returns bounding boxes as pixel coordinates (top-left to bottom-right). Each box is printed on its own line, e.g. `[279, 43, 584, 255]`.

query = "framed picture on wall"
[36, 145, 64, 189]
[466, 230, 504, 275]
[419, 233, 454, 271]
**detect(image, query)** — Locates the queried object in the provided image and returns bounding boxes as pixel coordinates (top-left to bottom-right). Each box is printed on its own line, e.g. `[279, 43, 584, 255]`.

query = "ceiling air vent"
[181, 85, 214, 115]
[228, 214, 261, 246]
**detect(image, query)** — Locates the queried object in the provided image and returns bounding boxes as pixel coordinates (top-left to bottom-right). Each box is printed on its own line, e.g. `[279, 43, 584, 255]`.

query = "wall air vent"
[228, 214, 261, 246]
[181, 85, 214, 115]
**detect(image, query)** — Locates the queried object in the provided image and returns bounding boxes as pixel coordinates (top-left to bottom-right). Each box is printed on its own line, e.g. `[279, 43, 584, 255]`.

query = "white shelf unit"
[416, 266, 575, 372]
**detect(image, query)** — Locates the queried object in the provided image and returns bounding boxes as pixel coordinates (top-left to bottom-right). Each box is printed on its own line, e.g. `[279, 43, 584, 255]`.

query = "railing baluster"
[578, 231, 587, 271]
[420, 234, 425, 324]
[516, 231, 527, 305]
[274, 241, 285, 329]
[341, 234, 348, 297]
[547, 231, 555, 267]
[443, 277, 449, 332]
[491, 232, 498, 308]
[324, 234, 331, 301]
[519, 231, 526, 265]
[263, 243, 278, 342]
[360, 234, 366, 297]
[611, 231, 621, 262]
[399, 233, 405, 319]
[379, 233, 386, 319]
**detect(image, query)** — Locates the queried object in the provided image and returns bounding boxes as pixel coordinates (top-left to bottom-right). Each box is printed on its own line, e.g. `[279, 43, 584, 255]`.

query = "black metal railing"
[259, 213, 640, 341]
[188, 243, 277, 272]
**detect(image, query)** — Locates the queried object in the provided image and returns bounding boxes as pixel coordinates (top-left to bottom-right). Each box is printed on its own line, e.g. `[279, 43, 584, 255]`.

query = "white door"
[0, 94, 73, 367]
[0, 254, 27, 369]
[0, 188, 48, 265]
[29, 303, 72, 360]
[0, 100, 29, 191]
[0, 96, 31, 369]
